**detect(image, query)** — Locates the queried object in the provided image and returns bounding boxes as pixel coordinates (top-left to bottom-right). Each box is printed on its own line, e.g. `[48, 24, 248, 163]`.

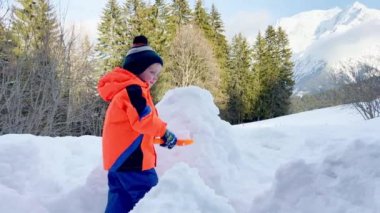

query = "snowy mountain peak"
[278, 2, 380, 54]
[315, 1, 372, 39]
[277, 2, 380, 95]
[336, 1, 368, 24]
[337, 1, 370, 21]
[350, 1, 367, 10]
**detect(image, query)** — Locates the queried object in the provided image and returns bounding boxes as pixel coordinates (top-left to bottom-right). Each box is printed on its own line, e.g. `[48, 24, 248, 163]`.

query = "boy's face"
[138, 63, 162, 88]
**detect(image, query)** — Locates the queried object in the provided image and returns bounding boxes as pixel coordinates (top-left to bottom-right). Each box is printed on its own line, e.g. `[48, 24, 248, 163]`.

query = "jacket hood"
[97, 67, 148, 102]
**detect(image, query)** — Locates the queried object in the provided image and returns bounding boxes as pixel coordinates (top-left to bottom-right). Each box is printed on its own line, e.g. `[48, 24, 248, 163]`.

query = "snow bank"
[251, 137, 380, 213]
[0, 135, 104, 213]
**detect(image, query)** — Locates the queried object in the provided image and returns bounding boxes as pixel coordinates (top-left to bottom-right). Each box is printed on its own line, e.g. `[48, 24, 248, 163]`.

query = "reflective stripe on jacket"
[98, 67, 167, 171]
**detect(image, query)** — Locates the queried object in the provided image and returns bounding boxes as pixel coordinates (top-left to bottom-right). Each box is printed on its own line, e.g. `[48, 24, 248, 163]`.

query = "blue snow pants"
[105, 169, 158, 213]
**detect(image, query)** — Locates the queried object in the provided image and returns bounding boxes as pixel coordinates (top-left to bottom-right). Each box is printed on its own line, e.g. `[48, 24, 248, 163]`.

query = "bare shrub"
[343, 64, 380, 120]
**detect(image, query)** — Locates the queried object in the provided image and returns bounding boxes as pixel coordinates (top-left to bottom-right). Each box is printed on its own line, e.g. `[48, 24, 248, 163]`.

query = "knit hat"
[122, 35, 163, 75]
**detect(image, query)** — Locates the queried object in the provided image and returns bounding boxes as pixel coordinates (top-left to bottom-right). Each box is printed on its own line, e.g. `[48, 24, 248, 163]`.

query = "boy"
[98, 35, 177, 212]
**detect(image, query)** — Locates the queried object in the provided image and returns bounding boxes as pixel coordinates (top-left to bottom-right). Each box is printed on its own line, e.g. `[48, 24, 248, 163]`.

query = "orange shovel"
[153, 137, 194, 146]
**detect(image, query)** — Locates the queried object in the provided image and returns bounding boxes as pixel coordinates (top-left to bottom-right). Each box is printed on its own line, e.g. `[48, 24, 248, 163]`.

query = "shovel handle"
[153, 138, 193, 146]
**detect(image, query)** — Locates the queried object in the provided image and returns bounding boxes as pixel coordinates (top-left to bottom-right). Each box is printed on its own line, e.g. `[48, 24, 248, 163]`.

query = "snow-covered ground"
[1, 86, 379, 213]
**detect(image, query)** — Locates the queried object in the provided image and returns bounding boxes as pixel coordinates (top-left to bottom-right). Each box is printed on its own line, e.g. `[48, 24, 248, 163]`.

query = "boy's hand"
[160, 129, 177, 149]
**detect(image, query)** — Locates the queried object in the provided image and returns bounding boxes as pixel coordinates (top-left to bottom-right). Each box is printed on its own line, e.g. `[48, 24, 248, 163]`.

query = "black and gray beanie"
[122, 35, 163, 75]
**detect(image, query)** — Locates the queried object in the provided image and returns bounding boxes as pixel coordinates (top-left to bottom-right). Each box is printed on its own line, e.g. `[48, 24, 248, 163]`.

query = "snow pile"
[0, 135, 105, 213]
[251, 139, 380, 213]
[134, 163, 235, 213]
[155, 87, 242, 197]
[0, 184, 48, 213]
[0, 86, 379, 213]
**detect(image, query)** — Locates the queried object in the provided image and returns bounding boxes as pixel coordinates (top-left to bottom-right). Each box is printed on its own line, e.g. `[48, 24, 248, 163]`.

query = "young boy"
[98, 35, 177, 212]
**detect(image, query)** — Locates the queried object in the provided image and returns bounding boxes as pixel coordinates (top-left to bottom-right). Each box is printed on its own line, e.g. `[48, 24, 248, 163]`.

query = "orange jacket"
[98, 67, 167, 171]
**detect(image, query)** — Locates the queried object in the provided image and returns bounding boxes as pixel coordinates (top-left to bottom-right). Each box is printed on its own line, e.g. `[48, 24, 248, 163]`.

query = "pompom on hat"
[122, 35, 163, 75]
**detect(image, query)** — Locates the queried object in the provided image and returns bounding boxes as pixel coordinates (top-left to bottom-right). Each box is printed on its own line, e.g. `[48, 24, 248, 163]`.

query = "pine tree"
[227, 33, 252, 124]
[255, 26, 279, 119]
[250, 32, 267, 120]
[166, 0, 192, 42]
[209, 5, 228, 64]
[11, 0, 60, 79]
[253, 26, 294, 120]
[209, 4, 229, 116]
[97, 0, 127, 72]
[144, 0, 170, 53]
[122, 0, 148, 36]
[12, 0, 59, 56]
[0, 16, 13, 65]
[193, 0, 213, 39]
[275, 27, 294, 115]
[209, 4, 223, 36]
[120, 0, 170, 54]
[169, 0, 191, 27]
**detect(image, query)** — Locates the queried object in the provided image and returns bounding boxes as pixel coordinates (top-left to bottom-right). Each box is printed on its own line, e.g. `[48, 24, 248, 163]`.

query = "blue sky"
[7, 0, 380, 42]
